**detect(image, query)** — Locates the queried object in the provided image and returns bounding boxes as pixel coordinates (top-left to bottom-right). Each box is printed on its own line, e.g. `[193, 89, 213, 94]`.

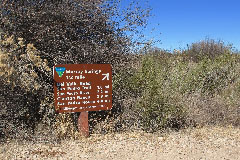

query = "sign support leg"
[78, 111, 89, 137]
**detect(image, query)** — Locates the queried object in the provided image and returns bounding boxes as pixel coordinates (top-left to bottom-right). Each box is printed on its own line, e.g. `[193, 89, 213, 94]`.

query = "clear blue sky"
[120, 0, 240, 51]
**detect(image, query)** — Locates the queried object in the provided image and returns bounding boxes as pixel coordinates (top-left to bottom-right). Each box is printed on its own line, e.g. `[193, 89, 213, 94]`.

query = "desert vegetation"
[0, 0, 239, 142]
[122, 41, 240, 132]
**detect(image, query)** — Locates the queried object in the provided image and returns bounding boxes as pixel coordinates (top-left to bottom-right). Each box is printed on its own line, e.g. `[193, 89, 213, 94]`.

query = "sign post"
[53, 64, 112, 137]
[78, 112, 89, 137]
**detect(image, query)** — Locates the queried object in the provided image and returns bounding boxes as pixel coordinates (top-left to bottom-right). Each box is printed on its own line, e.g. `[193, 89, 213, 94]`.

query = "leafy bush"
[0, 0, 152, 139]
[126, 55, 185, 132]
[0, 0, 150, 66]
[124, 48, 240, 131]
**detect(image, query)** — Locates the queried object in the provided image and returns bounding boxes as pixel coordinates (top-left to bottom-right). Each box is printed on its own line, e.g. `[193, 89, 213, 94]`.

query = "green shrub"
[180, 54, 238, 95]
[128, 55, 185, 132]
[125, 49, 240, 131]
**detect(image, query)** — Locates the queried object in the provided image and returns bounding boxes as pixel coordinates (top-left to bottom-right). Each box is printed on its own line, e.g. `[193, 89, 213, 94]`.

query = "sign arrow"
[102, 73, 109, 81]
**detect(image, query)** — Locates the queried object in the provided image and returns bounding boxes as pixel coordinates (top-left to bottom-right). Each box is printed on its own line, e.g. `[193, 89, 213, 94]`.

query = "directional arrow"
[102, 73, 109, 80]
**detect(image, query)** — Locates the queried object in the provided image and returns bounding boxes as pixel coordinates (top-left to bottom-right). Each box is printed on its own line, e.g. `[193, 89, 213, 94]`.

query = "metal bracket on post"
[78, 111, 89, 137]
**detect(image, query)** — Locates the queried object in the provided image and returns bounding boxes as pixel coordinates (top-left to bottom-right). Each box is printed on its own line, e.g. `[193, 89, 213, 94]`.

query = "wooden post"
[78, 111, 89, 137]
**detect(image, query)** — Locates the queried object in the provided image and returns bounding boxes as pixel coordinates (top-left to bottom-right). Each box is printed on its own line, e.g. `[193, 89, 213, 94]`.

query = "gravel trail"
[0, 126, 239, 160]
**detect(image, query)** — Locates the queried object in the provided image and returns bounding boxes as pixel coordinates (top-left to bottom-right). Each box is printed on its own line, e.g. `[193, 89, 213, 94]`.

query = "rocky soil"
[0, 126, 239, 160]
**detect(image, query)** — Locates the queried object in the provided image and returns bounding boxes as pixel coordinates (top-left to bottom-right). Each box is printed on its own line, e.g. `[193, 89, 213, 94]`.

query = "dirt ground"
[0, 126, 239, 160]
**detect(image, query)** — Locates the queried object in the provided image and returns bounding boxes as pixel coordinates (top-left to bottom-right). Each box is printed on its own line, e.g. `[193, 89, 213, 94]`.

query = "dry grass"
[184, 92, 240, 127]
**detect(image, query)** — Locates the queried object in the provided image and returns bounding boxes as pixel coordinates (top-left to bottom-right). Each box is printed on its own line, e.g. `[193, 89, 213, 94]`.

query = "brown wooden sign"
[53, 64, 112, 113]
